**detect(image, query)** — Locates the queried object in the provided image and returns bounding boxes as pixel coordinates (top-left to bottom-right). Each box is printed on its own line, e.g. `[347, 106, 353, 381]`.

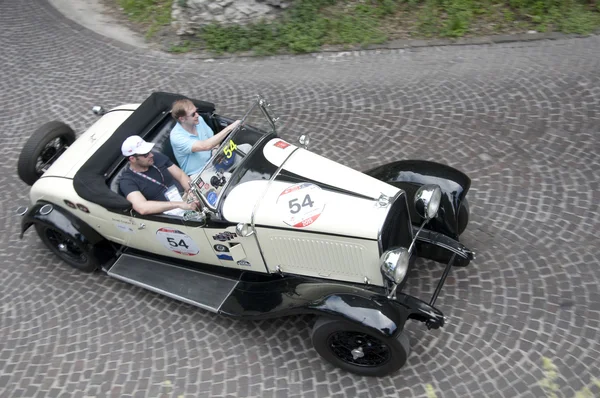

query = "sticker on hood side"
[277, 183, 325, 228]
[156, 228, 200, 256]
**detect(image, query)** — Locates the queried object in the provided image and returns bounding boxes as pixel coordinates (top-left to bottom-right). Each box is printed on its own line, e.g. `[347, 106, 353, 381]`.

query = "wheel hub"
[57, 243, 67, 252]
[351, 347, 364, 360]
[41, 146, 57, 162]
[329, 331, 391, 367]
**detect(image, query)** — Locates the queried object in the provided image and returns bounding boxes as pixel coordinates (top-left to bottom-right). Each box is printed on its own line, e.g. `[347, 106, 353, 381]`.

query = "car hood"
[222, 139, 400, 240]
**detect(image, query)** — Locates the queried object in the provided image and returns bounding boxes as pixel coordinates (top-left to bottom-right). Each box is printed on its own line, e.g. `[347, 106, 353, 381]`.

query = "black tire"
[457, 197, 470, 236]
[311, 317, 410, 377]
[17, 121, 76, 186]
[35, 224, 99, 273]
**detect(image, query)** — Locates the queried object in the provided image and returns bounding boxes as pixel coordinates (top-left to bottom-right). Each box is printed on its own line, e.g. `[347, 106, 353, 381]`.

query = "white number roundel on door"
[156, 228, 200, 256]
[277, 183, 325, 228]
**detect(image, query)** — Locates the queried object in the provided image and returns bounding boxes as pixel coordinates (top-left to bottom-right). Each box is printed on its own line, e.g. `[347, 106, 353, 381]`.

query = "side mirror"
[298, 134, 310, 149]
[236, 223, 255, 237]
[414, 184, 442, 220]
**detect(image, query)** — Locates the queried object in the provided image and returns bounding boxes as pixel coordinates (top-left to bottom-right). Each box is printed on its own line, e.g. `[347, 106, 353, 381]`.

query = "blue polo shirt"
[170, 119, 214, 175]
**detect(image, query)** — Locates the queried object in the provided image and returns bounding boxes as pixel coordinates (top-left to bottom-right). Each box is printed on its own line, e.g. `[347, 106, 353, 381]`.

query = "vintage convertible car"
[17, 92, 474, 376]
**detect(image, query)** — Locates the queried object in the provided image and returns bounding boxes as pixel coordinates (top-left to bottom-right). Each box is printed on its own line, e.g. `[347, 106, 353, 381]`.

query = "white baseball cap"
[121, 135, 155, 157]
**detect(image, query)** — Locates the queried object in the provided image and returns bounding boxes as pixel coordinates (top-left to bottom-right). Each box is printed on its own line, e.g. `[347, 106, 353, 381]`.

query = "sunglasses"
[187, 109, 199, 117]
[135, 152, 152, 158]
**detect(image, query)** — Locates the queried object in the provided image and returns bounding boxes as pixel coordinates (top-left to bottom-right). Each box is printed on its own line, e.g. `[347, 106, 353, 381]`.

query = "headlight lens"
[415, 184, 442, 220]
[380, 247, 410, 284]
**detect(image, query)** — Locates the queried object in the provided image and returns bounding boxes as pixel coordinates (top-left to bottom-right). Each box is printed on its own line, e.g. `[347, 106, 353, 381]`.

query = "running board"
[107, 254, 239, 313]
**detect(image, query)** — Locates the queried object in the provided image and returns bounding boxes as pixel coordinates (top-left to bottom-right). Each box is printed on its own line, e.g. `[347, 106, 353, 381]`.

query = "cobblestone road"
[1, 0, 599, 397]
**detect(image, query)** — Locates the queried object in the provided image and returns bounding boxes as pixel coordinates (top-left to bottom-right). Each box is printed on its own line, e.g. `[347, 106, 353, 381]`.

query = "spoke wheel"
[312, 317, 410, 377]
[18, 121, 75, 186]
[35, 224, 98, 272]
[328, 331, 391, 367]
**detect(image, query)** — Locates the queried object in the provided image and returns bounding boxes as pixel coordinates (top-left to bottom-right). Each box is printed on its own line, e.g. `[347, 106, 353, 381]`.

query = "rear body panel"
[43, 107, 137, 179]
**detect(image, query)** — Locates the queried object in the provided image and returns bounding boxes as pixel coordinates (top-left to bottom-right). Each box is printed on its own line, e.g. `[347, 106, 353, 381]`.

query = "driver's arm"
[126, 191, 194, 215]
[190, 120, 241, 153]
[167, 164, 191, 192]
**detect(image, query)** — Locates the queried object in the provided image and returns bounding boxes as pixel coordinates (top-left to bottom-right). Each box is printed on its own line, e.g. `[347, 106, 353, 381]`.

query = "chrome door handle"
[138, 223, 146, 230]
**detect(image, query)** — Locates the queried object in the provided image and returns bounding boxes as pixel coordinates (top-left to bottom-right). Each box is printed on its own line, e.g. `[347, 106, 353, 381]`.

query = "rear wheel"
[311, 317, 410, 377]
[35, 224, 98, 272]
[18, 121, 75, 186]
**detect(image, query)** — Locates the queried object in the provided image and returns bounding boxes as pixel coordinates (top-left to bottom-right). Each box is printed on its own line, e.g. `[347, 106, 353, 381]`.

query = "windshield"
[191, 96, 277, 211]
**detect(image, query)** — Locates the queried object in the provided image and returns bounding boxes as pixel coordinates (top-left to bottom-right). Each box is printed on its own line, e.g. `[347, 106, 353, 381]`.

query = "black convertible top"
[73, 92, 215, 212]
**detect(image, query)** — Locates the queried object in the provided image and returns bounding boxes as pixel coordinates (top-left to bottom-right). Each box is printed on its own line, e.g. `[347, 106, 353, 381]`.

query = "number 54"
[289, 194, 314, 214]
[223, 140, 237, 158]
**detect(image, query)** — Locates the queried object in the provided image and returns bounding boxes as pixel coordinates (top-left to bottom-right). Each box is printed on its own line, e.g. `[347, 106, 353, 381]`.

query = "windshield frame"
[190, 96, 278, 215]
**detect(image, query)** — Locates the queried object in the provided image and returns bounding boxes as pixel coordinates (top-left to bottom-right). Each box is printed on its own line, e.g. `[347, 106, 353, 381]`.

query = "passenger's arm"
[167, 164, 192, 191]
[190, 120, 241, 152]
[126, 191, 196, 215]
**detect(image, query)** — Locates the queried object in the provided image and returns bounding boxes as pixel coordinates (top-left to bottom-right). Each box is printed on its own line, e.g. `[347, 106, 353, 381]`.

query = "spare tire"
[17, 121, 76, 186]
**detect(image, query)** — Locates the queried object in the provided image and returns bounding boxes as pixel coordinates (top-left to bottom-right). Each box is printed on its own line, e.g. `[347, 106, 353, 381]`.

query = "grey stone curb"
[177, 30, 599, 61]
[44, 0, 600, 60]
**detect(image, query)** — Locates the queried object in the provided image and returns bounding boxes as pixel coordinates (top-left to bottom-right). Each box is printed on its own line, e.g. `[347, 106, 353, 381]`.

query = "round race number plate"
[277, 183, 325, 228]
[156, 228, 200, 256]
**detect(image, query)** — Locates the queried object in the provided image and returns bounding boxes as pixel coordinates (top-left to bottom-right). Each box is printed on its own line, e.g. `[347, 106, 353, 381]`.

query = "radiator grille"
[380, 192, 413, 252]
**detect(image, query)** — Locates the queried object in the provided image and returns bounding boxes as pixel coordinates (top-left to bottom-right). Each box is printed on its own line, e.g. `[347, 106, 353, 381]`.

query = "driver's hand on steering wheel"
[228, 120, 241, 131]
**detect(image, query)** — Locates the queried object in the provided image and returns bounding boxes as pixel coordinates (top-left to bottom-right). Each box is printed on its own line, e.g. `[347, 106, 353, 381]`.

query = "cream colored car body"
[30, 103, 403, 287]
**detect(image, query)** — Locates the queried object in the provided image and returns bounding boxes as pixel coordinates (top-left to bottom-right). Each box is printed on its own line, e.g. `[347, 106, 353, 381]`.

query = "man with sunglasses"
[119, 135, 199, 215]
[170, 99, 241, 176]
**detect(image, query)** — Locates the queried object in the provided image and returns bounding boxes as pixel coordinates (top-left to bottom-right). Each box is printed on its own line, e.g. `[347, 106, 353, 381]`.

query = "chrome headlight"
[415, 184, 442, 220]
[380, 247, 410, 284]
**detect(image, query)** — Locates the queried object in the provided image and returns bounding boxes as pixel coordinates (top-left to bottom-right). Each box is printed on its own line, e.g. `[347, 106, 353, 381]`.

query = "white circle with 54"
[277, 183, 325, 228]
[156, 228, 200, 256]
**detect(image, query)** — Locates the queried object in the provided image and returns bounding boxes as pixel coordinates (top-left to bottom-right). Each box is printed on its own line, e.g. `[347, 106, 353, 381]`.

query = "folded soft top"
[73, 91, 215, 211]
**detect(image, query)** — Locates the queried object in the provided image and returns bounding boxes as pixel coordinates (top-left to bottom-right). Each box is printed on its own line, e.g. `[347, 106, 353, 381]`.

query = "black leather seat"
[108, 114, 216, 195]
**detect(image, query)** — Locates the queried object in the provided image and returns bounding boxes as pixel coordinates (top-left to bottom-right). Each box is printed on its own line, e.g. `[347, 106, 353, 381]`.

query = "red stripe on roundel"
[293, 213, 321, 228]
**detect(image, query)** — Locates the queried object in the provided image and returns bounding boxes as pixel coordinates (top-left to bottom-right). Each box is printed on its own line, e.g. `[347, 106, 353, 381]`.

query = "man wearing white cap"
[119, 135, 199, 215]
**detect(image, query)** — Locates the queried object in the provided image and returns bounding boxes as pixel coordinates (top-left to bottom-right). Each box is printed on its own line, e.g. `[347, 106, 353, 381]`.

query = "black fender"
[365, 160, 471, 240]
[20, 202, 112, 262]
[219, 276, 444, 337]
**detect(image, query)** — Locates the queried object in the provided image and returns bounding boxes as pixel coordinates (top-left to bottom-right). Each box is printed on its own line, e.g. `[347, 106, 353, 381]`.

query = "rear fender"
[365, 160, 471, 239]
[20, 202, 113, 262]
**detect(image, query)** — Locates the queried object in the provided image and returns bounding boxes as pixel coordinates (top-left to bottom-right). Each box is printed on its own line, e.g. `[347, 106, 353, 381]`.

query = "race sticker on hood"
[277, 183, 325, 228]
[273, 140, 290, 149]
[156, 228, 199, 256]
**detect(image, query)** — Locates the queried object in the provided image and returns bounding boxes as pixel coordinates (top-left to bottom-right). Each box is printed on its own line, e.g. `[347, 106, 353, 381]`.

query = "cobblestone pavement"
[1, 0, 600, 397]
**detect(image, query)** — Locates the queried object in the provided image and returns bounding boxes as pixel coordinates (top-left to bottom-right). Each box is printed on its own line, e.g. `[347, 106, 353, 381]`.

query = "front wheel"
[35, 224, 98, 272]
[311, 317, 410, 377]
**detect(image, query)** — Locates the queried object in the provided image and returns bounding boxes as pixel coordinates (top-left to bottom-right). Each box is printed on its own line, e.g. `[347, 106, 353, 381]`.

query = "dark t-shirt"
[119, 152, 183, 201]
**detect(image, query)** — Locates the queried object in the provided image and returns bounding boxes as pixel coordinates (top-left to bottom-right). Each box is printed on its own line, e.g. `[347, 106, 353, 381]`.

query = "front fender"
[365, 160, 471, 239]
[219, 276, 445, 337]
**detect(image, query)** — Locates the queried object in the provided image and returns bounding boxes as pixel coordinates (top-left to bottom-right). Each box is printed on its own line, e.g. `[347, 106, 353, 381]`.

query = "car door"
[203, 224, 268, 273]
[110, 212, 222, 266]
